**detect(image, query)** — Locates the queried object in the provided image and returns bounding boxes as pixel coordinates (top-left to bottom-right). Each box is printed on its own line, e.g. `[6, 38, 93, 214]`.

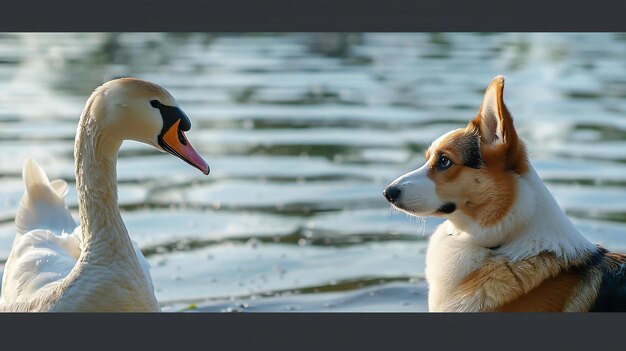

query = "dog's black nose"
[383, 186, 401, 202]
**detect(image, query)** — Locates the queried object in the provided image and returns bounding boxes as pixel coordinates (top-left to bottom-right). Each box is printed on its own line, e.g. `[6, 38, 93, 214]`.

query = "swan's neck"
[43, 104, 160, 312]
[74, 114, 135, 263]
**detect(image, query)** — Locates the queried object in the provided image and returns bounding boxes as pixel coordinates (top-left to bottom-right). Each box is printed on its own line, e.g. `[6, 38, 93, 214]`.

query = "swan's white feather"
[0, 159, 154, 305]
[14, 158, 75, 236]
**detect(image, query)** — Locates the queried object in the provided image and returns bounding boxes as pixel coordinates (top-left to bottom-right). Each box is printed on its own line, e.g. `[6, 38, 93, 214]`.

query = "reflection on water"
[0, 33, 625, 312]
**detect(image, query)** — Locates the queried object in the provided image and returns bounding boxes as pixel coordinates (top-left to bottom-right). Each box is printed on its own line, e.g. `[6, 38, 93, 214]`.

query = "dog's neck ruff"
[446, 164, 596, 262]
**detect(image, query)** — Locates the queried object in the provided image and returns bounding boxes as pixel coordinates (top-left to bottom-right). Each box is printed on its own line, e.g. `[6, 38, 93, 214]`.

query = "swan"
[0, 78, 209, 312]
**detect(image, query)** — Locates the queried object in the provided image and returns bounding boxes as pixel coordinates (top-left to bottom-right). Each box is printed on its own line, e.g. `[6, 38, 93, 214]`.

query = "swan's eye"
[437, 155, 452, 171]
[150, 100, 161, 108]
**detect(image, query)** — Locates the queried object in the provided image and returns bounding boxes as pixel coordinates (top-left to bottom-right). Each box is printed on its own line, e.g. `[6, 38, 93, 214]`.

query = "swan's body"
[0, 78, 209, 312]
[0, 159, 157, 311]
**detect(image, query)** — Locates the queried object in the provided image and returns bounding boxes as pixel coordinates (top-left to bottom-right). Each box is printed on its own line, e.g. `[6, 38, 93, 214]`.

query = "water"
[0, 33, 625, 312]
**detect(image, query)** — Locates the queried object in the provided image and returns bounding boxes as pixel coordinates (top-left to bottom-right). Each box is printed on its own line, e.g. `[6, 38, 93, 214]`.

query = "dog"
[383, 75, 626, 312]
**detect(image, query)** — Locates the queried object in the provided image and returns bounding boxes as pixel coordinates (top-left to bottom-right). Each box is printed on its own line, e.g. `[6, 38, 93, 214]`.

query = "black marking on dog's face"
[461, 134, 482, 169]
[151, 100, 192, 147]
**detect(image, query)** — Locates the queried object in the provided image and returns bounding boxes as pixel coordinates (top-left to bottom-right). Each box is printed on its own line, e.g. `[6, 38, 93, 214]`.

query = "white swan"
[0, 78, 209, 312]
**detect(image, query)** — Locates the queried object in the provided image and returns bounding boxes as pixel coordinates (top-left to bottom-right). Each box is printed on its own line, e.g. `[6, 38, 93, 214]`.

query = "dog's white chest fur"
[425, 222, 491, 312]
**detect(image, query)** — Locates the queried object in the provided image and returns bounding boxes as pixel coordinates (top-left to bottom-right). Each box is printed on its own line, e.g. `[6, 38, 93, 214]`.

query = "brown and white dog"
[383, 76, 626, 312]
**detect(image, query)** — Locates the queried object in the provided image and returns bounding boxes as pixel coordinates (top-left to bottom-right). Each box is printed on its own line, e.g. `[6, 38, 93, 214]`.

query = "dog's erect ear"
[470, 75, 528, 173]
[474, 75, 512, 145]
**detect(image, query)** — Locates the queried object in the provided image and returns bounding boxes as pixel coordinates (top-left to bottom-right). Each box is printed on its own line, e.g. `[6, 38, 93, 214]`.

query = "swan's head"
[90, 77, 209, 175]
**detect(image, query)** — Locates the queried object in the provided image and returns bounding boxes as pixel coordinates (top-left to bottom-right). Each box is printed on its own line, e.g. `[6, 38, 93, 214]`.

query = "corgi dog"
[383, 76, 626, 312]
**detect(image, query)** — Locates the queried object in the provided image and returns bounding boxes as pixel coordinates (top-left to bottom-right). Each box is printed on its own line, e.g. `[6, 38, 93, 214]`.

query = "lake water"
[0, 33, 625, 312]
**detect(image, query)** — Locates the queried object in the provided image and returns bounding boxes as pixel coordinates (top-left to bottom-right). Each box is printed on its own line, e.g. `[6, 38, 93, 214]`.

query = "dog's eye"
[438, 155, 452, 170]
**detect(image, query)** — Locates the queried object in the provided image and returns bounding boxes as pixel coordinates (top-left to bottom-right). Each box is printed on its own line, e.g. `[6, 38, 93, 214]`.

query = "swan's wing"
[0, 159, 80, 304]
[14, 158, 76, 236]
[0, 230, 80, 304]
[130, 239, 155, 293]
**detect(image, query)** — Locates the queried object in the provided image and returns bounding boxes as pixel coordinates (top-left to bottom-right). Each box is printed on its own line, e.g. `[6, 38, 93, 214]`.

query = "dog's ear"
[473, 75, 512, 145]
[470, 75, 528, 173]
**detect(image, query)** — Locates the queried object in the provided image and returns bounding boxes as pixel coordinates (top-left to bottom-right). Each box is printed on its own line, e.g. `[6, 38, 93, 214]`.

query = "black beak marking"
[152, 101, 192, 149]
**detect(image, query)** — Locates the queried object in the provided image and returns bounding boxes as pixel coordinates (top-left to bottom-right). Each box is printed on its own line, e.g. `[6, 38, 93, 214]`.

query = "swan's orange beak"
[159, 119, 210, 175]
